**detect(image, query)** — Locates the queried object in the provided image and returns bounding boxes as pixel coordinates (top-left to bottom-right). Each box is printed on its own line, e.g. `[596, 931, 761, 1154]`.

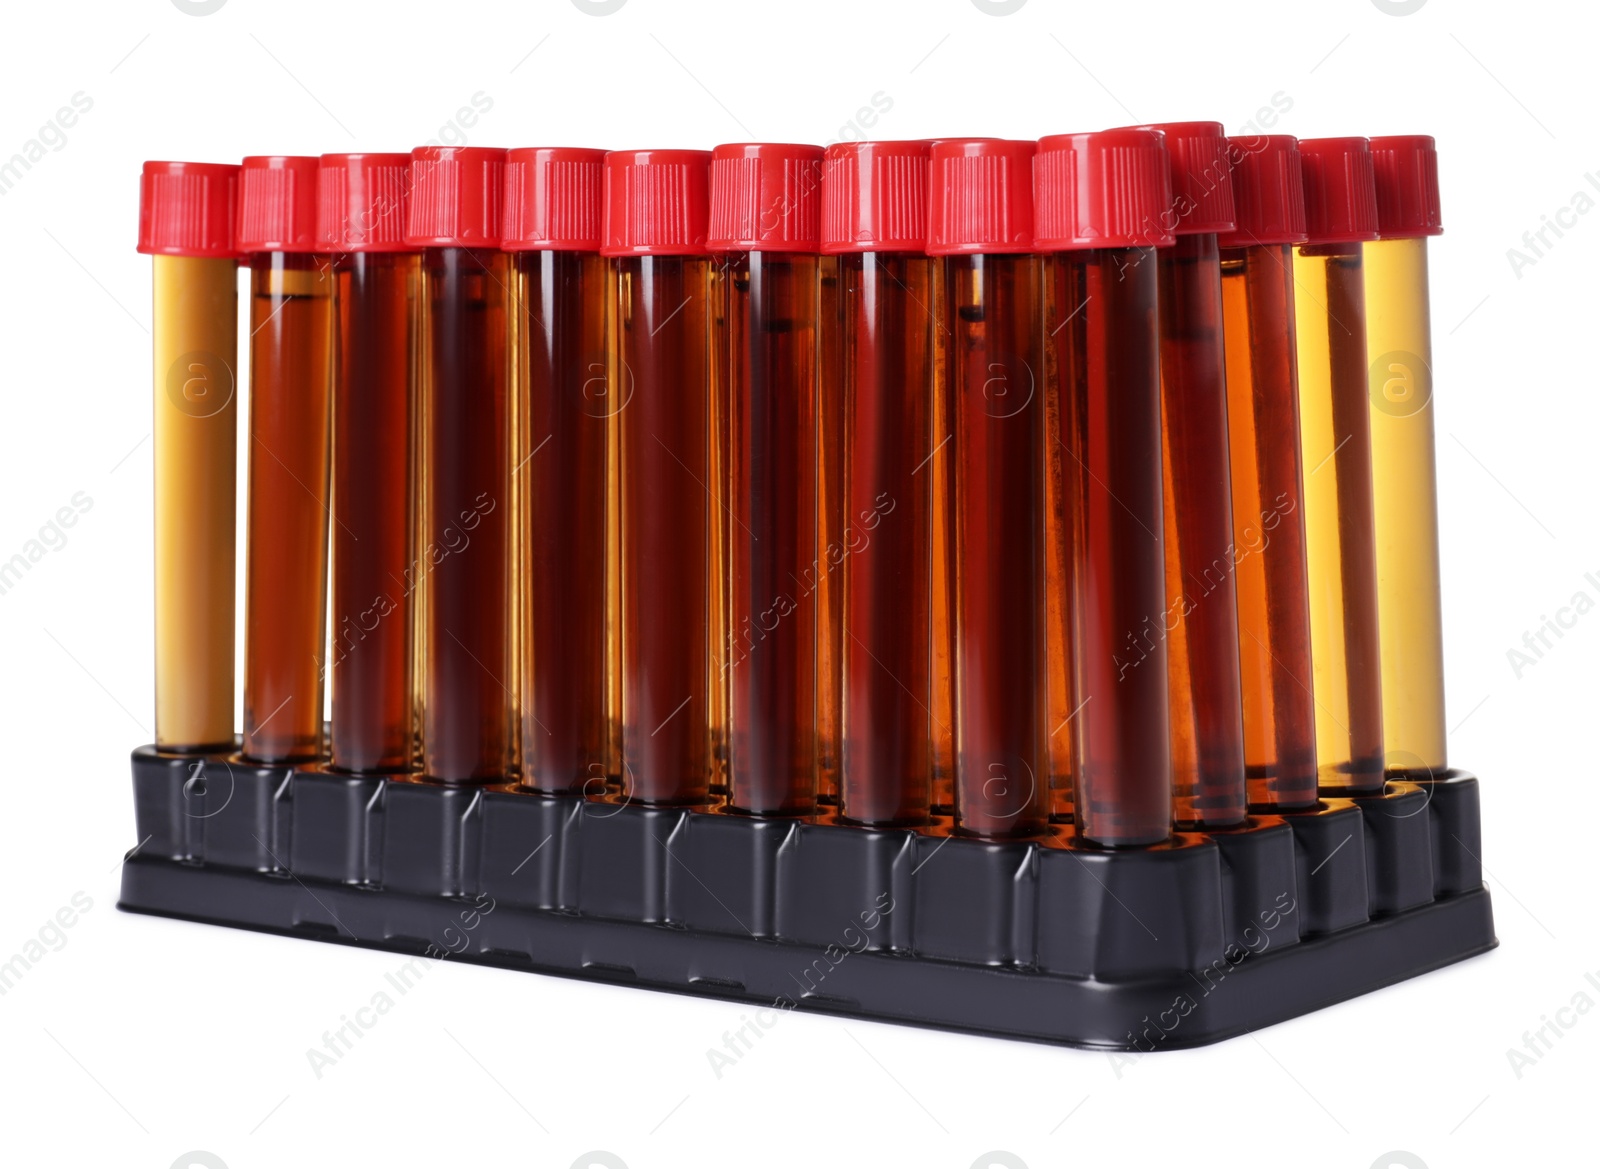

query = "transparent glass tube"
[243, 252, 333, 763]
[152, 255, 238, 752]
[1219, 244, 1319, 809]
[1291, 243, 1385, 794]
[1365, 235, 1447, 774]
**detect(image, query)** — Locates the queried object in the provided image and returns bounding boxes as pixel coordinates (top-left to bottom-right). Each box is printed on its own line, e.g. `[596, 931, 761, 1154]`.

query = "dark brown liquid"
[723, 252, 819, 815]
[1220, 245, 1318, 808]
[421, 248, 510, 782]
[329, 252, 417, 774]
[1157, 236, 1248, 828]
[1050, 248, 1172, 847]
[244, 252, 332, 763]
[815, 255, 845, 805]
[838, 252, 935, 827]
[616, 255, 714, 805]
[515, 250, 609, 793]
[943, 253, 1047, 839]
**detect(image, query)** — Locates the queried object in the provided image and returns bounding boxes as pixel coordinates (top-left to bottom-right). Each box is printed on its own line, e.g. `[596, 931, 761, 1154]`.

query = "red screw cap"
[821, 140, 930, 254]
[503, 147, 606, 251]
[1297, 137, 1379, 246]
[137, 161, 240, 258]
[237, 156, 321, 254]
[927, 139, 1035, 256]
[707, 143, 824, 253]
[1217, 136, 1307, 249]
[1369, 134, 1442, 239]
[1033, 129, 1174, 251]
[601, 149, 711, 258]
[405, 146, 506, 248]
[317, 153, 413, 253]
[1129, 121, 1235, 235]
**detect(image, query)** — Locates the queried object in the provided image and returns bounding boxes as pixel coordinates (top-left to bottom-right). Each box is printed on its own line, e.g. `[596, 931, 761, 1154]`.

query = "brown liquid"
[1156, 236, 1248, 828]
[244, 253, 332, 763]
[514, 250, 609, 793]
[815, 254, 845, 805]
[942, 253, 1047, 839]
[722, 252, 819, 815]
[420, 248, 511, 782]
[1220, 244, 1318, 808]
[1050, 248, 1172, 847]
[329, 252, 417, 773]
[838, 252, 935, 827]
[615, 255, 714, 805]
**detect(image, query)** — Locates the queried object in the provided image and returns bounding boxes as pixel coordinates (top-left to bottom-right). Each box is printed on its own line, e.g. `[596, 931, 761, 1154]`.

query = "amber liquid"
[1292, 245, 1385, 794]
[244, 254, 332, 763]
[815, 255, 845, 805]
[838, 253, 935, 826]
[514, 250, 609, 793]
[721, 253, 819, 815]
[614, 256, 714, 805]
[942, 254, 1047, 839]
[153, 255, 237, 751]
[420, 248, 511, 782]
[326, 253, 418, 773]
[1220, 245, 1319, 808]
[1156, 236, 1248, 828]
[1050, 248, 1172, 847]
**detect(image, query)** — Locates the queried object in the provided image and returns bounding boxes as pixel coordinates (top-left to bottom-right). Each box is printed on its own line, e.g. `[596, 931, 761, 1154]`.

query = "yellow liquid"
[1364, 236, 1447, 772]
[152, 255, 238, 750]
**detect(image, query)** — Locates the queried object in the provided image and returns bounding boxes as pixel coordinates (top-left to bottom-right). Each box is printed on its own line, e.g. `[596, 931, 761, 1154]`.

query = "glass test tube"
[504, 148, 609, 794]
[824, 140, 935, 827]
[604, 150, 716, 806]
[1366, 136, 1447, 775]
[407, 146, 511, 783]
[929, 139, 1047, 840]
[1143, 123, 1248, 829]
[140, 161, 240, 752]
[1292, 138, 1385, 795]
[1217, 134, 1319, 810]
[710, 143, 823, 817]
[1036, 130, 1174, 847]
[239, 156, 332, 764]
[320, 153, 418, 774]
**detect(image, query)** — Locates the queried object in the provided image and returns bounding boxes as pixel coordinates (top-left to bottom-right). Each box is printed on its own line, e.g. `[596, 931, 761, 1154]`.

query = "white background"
[0, 1, 1592, 1166]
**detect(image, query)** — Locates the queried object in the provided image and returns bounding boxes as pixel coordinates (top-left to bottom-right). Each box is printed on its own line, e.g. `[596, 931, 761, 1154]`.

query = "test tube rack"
[119, 750, 1494, 1050]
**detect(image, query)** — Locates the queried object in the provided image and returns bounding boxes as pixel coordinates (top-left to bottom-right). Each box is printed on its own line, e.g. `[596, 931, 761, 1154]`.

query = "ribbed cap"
[237, 156, 320, 254]
[317, 153, 413, 253]
[927, 139, 1035, 256]
[1369, 134, 1442, 239]
[1033, 129, 1174, 251]
[821, 140, 930, 254]
[502, 147, 606, 251]
[137, 161, 240, 258]
[706, 143, 823, 253]
[1131, 121, 1235, 235]
[601, 149, 711, 258]
[1216, 136, 1307, 248]
[405, 146, 505, 248]
[1298, 137, 1379, 246]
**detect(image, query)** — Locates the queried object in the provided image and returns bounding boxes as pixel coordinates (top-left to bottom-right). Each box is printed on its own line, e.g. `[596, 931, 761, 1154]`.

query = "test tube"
[602, 150, 715, 806]
[1365, 135, 1447, 776]
[823, 141, 935, 827]
[1216, 136, 1320, 810]
[1293, 138, 1385, 795]
[138, 161, 240, 753]
[319, 153, 418, 774]
[238, 156, 333, 763]
[929, 139, 1047, 840]
[405, 146, 511, 783]
[709, 143, 824, 816]
[1035, 130, 1174, 847]
[1138, 121, 1248, 829]
[503, 148, 609, 793]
